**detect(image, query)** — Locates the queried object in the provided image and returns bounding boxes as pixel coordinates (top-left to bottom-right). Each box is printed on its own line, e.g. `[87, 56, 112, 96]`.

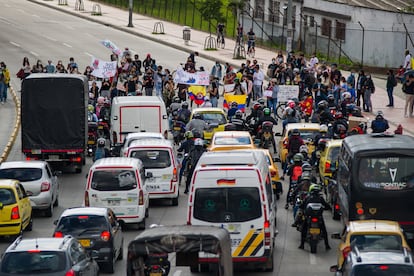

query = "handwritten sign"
[277, 85, 299, 102]
[90, 57, 117, 78]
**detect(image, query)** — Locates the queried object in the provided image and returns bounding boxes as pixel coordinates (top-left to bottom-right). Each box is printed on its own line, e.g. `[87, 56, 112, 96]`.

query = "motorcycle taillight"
[311, 217, 318, 223]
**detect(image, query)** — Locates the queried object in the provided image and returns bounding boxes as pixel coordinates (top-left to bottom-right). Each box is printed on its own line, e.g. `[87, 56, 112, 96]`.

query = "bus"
[337, 134, 414, 238]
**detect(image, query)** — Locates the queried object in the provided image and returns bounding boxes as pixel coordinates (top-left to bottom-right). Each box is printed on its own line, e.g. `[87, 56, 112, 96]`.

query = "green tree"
[198, 0, 224, 35]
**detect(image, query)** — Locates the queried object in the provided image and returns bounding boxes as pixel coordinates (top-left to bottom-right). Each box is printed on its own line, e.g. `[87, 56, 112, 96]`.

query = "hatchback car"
[331, 220, 411, 271]
[53, 207, 123, 273]
[0, 236, 99, 276]
[189, 108, 228, 140]
[208, 131, 256, 151]
[318, 139, 342, 186]
[0, 161, 59, 217]
[277, 123, 321, 164]
[0, 179, 32, 239]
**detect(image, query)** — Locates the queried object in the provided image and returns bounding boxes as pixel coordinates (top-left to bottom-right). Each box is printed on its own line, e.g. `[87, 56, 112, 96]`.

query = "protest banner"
[91, 57, 117, 79]
[100, 39, 122, 56]
[278, 85, 299, 102]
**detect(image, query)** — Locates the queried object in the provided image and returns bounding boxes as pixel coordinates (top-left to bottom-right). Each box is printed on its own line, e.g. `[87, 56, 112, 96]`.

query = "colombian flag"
[216, 179, 236, 186]
[188, 85, 206, 106]
[223, 93, 247, 112]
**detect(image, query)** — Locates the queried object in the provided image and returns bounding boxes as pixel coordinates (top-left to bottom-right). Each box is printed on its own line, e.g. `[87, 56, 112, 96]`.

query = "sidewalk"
[31, 0, 414, 135]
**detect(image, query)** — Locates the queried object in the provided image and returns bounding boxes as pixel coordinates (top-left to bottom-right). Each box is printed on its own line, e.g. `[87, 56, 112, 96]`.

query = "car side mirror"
[331, 232, 341, 239]
[146, 172, 153, 178]
[53, 219, 58, 225]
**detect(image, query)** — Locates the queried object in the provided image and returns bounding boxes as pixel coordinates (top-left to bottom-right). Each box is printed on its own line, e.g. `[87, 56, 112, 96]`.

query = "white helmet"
[343, 92, 351, 100]
[299, 144, 308, 154]
[194, 138, 204, 146]
[320, 124, 328, 133]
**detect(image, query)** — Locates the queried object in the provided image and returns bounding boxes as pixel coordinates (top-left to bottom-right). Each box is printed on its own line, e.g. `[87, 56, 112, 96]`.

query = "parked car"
[0, 179, 32, 239]
[0, 161, 59, 217]
[331, 220, 411, 272]
[53, 207, 123, 273]
[0, 236, 99, 276]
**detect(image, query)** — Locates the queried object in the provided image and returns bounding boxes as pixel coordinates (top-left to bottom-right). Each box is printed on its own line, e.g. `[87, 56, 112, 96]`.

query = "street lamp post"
[278, 9, 285, 50]
[286, 0, 293, 53]
[127, 0, 133, 27]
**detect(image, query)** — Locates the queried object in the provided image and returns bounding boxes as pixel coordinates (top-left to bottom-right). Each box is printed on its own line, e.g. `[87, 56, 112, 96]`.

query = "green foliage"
[199, 0, 223, 22]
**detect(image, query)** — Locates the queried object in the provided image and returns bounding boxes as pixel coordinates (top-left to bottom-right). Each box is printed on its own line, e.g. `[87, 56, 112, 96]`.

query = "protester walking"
[253, 64, 264, 100]
[362, 74, 375, 112]
[386, 69, 397, 107]
[356, 69, 366, 108]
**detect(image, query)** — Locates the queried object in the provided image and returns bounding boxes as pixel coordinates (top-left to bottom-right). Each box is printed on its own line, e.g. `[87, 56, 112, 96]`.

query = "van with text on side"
[126, 139, 179, 206]
[110, 96, 169, 154]
[187, 150, 277, 272]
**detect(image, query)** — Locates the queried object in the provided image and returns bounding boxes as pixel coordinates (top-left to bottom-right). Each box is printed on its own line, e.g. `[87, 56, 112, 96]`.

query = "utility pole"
[286, 0, 293, 53]
[128, 0, 133, 27]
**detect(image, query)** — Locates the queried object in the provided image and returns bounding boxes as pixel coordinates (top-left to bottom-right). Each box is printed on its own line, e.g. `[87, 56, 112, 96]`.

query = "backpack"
[289, 137, 302, 154]
[94, 147, 105, 161]
[291, 166, 303, 181]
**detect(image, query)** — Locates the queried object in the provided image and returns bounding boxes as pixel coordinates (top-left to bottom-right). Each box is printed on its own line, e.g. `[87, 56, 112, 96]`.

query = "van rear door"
[120, 106, 161, 140]
[190, 169, 266, 259]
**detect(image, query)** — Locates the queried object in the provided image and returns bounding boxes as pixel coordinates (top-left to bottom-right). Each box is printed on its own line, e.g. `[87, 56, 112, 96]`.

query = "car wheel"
[105, 257, 115, 274]
[75, 167, 82, 174]
[44, 203, 53, 217]
[172, 192, 179, 206]
[145, 207, 149, 218]
[138, 218, 146, 230]
[264, 251, 274, 272]
[117, 242, 124, 261]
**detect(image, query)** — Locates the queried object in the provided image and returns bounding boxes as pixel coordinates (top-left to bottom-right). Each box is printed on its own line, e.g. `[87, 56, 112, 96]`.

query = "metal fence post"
[358, 21, 364, 68]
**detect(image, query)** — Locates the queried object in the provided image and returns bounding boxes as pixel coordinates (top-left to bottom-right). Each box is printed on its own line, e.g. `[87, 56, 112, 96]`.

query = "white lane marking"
[309, 253, 317, 265]
[44, 35, 57, 42]
[63, 43, 72, 48]
[84, 52, 93, 57]
[30, 51, 39, 57]
[10, 41, 21, 47]
[172, 271, 182, 276]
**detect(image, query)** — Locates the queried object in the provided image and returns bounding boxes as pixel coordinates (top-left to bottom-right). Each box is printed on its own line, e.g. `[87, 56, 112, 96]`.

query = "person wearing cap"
[66, 57, 77, 73]
[143, 53, 155, 71]
[253, 64, 264, 100]
[371, 111, 389, 133]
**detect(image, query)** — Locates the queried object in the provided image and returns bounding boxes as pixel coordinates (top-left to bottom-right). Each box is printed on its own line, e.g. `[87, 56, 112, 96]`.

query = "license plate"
[173, 127, 181, 131]
[98, 126, 104, 129]
[108, 200, 120, 206]
[49, 155, 59, 160]
[309, 228, 320, 235]
[149, 273, 162, 276]
[88, 140, 95, 145]
[264, 132, 271, 138]
[79, 239, 90, 247]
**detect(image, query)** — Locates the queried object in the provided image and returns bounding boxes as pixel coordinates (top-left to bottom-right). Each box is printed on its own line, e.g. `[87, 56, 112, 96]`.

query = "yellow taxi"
[208, 131, 255, 151]
[0, 179, 32, 237]
[277, 123, 321, 164]
[318, 139, 342, 186]
[331, 220, 411, 271]
[190, 108, 228, 140]
[258, 149, 282, 198]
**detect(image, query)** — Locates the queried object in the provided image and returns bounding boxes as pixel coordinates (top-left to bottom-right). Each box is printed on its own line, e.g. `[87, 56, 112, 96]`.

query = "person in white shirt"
[253, 64, 264, 100]
[309, 53, 319, 73]
[404, 49, 411, 71]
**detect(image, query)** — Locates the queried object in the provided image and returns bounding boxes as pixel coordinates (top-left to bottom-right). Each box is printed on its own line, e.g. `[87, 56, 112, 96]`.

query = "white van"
[126, 139, 179, 206]
[110, 96, 169, 149]
[84, 157, 149, 229]
[187, 150, 277, 272]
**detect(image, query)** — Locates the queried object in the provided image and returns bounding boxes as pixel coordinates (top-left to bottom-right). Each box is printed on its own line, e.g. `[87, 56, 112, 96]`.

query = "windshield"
[91, 170, 137, 191]
[288, 129, 319, 142]
[214, 136, 251, 145]
[352, 264, 414, 275]
[56, 215, 108, 233]
[1, 251, 66, 273]
[350, 234, 403, 251]
[0, 168, 42, 182]
[130, 150, 171, 169]
[193, 187, 261, 223]
[358, 157, 414, 190]
[195, 112, 227, 124]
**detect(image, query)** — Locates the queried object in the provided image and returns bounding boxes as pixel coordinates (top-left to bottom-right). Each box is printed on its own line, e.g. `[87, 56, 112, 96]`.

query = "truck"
[21, 74, 88, 173]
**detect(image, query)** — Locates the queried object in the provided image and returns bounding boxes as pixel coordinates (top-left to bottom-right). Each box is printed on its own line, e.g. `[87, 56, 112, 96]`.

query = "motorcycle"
[172, 121, 186, 145]
[177, 152, 189, 185]
[304, 203, 324, 254]
[144, 252, 171, 276]
[87, 122, 98, 157]
[97, 119, 110, 139]
[260, 121, 274, 151]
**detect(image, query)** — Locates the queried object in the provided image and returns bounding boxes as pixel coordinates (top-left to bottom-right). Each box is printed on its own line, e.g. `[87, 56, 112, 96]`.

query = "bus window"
[358, 157, 414, 190]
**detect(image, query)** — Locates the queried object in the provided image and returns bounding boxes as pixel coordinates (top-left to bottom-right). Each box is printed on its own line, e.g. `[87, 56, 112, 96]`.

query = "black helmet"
[193, 113, 202, 120]
[327, 94, 335, 101]
[293, 153, 304, 162]
[173, 96, 181, 103]
[182, 102, 189, 109]
[192, 129, 202, 138]
[235, 110, 243, 119]
[292, 128, 300, 136]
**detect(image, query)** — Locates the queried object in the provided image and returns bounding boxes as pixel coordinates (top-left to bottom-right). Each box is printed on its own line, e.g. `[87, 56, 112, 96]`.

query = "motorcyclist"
[332, 112, 349, 138]
[299, 144, 310, 162]
[291, 172, 312, 227]
[256, 108, 277, 152]
[94, 138, 109, 161]
[177, 131, 195, 185]
[177, 101, 191, 124]
[186, 113, 208, 138]
[371, 111, 389, 133]
[169, 96, 182, 129]
[245, 102, 263, 127]
[299, 184, 331, 250]
[285, 153, 304, 209]
[230, 110, 247, 131]
[282, 100, 300, 129]
[340, 92, 353, 117]
[313, 100, 333, 125]
[185, 138, 206, 194]
[88, 104, 98, 122]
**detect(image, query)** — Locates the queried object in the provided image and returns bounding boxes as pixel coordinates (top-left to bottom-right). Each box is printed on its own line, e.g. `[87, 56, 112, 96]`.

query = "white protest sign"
[90, 57, 117, 78]
[277, 85, 299, 102]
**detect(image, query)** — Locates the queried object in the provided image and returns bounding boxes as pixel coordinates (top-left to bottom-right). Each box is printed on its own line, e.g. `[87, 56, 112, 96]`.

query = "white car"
[0, 161, 59, 217]
[119, 132, 165, 157]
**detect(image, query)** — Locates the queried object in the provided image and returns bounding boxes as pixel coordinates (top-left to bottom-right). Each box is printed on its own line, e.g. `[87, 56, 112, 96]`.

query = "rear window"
[352, 264, 414, 275]
[91, 170, 137, 191]
[195, 112, 227, 124]
[56, 215, 108, 233]
[214, 136, 251, 145]
[0, 168, 42, 182]
[193, 187, 261, 223]
[288, 129, 319, 141]
[1, 251, 66, 273]
[350, 234, 403, 251]
[0, 189, 16, 205]
[130, 150, 171, 169]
